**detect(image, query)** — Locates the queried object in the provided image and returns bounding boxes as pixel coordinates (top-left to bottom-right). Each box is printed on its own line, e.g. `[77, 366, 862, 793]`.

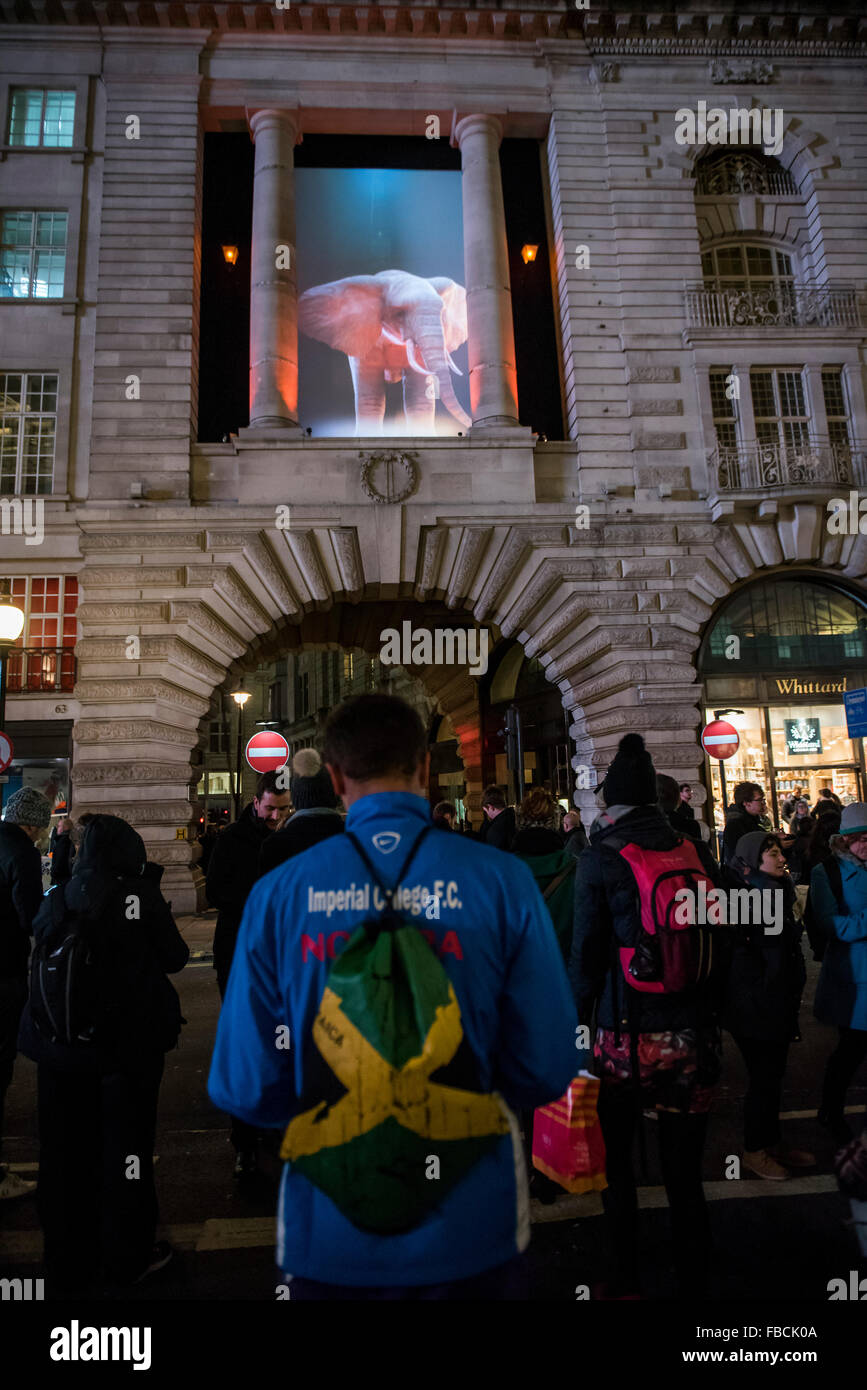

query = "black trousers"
[598, 1084, 711, 1296]
[0, 974, 27, 1168]
[216, 962, 260, 1154]
[730, 1034, 790, 1152]
[821, 1026, 867, 1123]
[36, 1054, 164, 1286]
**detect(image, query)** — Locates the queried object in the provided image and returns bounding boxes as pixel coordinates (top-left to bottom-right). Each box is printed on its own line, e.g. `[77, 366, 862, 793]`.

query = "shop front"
[699, 577, 867, 835]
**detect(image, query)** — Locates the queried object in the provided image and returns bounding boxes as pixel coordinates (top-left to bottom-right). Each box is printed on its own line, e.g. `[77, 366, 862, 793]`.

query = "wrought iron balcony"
[712, 439, 867, 493]
[685, 281, 861, 330]
[3, 646, 75, 693]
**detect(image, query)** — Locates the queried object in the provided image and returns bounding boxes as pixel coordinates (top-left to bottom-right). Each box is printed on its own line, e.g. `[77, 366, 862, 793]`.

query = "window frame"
[0, 209, 69, 301]
[749, 367, 811, 452]
[7, 89, 77, 150]
[0, 371, 59, 494]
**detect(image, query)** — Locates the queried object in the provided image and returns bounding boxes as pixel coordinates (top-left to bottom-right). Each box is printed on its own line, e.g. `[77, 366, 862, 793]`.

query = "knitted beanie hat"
[734, 830, 779, 871]
[4, 786, 52, 829]
[601, 733, 657, 807]
[289, 748, 338, 810]
[840, 802, 867, 837]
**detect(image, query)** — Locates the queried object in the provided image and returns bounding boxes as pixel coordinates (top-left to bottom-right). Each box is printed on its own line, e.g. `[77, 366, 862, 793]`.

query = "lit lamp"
[231, 684, 251, 820]
[521, 244, 539, 265]
[222, 245, 239, 268]
[0, 582, 25, 816]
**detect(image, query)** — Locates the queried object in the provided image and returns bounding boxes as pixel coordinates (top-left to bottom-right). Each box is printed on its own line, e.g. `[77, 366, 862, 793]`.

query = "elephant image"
[298, 268, 471, 435]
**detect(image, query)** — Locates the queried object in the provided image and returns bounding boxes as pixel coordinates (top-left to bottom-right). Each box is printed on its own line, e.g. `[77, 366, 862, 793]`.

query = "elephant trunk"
[410, 307, 472, 432]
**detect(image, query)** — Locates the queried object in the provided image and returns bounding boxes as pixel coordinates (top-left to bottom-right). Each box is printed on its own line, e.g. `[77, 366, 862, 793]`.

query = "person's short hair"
[679, 782, 691, 793]
[255, 769, 291, 800]
[656, 773, 680, 814]
[482, 786, 506, 810]
[433, 801, 456, 819]
[733, 781, 763, 806]
[323, 694, 427, 782]
[818, 788, 833, 799]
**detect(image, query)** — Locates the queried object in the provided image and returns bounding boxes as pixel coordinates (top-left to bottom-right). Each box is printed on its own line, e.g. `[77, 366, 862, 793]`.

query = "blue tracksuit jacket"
[208, 790, 577, 1286]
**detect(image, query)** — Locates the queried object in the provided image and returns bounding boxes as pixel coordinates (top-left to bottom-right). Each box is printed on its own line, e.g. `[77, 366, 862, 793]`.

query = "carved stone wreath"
[359, 450, 420, 504]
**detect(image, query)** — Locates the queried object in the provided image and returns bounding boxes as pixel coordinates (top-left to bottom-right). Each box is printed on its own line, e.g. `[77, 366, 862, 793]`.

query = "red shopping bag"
[532, 1075, 607, 1195]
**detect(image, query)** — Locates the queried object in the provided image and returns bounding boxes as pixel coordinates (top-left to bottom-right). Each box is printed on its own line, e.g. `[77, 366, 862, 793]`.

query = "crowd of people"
[0, 695, 865, 1301]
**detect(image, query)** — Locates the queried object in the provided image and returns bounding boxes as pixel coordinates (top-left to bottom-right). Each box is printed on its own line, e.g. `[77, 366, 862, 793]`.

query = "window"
[8, 90, 75, 148]
[343, 652, 354, 682]
[0, 373, 58, 494]
[0, 574, 77, 691]
[208, 720, 228, 755]
[701, 578, 867, 672]
[0, 211, 68, 298]
[701, 244, 794, 292]
[822, 369, 851, 452]
[710, 369, 738, 450]
[295, 670, 310, 718]
[750, 369, 810, 452]
[268, 681, 284, 722]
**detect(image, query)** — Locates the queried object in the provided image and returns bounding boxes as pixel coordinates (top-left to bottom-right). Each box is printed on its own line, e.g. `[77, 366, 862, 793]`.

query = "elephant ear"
[429, 277, 468, 353]
[298, 276, 384, 358]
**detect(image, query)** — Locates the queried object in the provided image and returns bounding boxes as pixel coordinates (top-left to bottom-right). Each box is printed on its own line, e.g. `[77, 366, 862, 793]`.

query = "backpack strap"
[542, 863, 575, 902]
[344, 823, 433, 923]
[823, 855, 846, 913]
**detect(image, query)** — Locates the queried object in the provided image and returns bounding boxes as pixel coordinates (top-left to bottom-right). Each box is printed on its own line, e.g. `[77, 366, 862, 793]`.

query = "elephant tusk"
[405, 339, 429, 376]
[446, 350, 463, 376]
[381, 325, 404, 346]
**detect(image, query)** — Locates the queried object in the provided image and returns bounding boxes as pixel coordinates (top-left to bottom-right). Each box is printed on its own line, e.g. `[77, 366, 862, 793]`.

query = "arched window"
[700, 242, 797, 327]
[700, 577, 867, 674]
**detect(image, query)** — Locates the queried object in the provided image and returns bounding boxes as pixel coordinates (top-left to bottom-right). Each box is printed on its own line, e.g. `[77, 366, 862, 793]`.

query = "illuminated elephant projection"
[298, 268, 471, 435]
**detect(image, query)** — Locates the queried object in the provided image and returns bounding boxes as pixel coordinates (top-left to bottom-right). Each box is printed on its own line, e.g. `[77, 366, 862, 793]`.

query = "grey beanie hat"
[734, 829, 779, 871]
[4, 786, 52, 829]
[840, 802, 867, 837]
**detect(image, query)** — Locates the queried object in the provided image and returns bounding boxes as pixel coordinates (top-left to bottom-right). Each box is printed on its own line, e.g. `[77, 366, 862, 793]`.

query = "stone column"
[453, 114, 520, 429]
[249, 109, 300, 429]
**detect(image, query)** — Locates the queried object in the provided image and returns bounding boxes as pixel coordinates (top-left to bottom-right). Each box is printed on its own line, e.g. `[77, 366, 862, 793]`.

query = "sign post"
[0, 731, 13, 817]
[701, 718, 741, 860]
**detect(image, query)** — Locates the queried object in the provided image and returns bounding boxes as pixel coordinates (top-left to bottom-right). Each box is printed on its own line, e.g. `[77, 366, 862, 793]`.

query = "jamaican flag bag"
[280, 824, 512, 1234]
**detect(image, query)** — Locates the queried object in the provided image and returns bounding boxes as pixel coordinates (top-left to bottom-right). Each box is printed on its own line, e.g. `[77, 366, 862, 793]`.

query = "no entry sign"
[701, 719, 740, 761]
[245, 730, 290, 774]
[0, 732, 13, 773]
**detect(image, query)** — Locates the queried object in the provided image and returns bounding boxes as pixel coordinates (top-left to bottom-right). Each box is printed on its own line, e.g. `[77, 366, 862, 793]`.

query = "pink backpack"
[607, 838, 716, 995]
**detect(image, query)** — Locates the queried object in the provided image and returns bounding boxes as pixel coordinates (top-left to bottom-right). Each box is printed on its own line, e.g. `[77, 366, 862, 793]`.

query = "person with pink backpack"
[569, 734, 725, 1300]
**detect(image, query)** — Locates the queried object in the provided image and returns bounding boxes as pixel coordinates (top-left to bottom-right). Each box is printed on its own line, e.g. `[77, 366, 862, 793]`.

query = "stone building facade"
[1, 2, 866, 909]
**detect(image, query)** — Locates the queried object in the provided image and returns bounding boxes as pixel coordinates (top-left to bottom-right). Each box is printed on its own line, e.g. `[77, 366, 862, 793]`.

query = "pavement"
[1, 915, 865, 1304]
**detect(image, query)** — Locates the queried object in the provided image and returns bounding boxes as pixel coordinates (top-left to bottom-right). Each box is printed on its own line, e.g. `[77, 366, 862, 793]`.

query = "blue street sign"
[844, 688, 867, 739]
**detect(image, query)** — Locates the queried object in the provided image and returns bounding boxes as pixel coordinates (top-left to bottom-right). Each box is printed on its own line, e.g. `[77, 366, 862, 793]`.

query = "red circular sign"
[245, 730, 290, 774]
[0, 731, 13, 774]
[701, 720, 740, 761]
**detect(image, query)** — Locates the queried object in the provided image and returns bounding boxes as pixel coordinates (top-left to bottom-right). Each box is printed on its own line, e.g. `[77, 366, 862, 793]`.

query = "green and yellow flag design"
[281, 922, 511, 1233]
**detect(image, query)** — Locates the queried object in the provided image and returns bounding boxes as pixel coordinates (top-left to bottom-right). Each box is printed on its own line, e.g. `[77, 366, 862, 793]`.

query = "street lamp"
[231, 683, 251, 820]
[0, 582, 25, 817]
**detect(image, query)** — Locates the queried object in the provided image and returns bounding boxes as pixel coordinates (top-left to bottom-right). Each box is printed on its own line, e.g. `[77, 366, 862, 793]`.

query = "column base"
[238, 422, 306, 442]
[468, 422, 535, 442]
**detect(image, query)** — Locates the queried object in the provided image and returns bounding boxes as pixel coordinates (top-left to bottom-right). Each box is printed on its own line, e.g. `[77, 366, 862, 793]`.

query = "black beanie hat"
[289, 748, 339, 810]
[601, 733, 657, 807]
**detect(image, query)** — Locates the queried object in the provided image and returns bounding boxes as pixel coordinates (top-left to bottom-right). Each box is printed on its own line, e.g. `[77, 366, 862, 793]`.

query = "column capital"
[247, 108, 302, 144]
[451, 112, 504, 150]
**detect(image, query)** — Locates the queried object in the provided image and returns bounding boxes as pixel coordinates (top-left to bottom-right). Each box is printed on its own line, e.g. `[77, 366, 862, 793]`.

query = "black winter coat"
[668, 802, 700, 842]
[206, 804, 271, 977]
[722, 805, 764, 868]
[722, 869, 805, 1042]
[479, 807, 516, 852]
[259, 809, 344, 877]
[0, 821, 44, 978]
[569, 805, 723, 1036]
[18, 815, 188, 1072]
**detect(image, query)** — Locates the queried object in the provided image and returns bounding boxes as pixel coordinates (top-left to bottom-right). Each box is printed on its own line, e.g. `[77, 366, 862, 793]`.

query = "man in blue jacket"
[209, 693, 577, 1298]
